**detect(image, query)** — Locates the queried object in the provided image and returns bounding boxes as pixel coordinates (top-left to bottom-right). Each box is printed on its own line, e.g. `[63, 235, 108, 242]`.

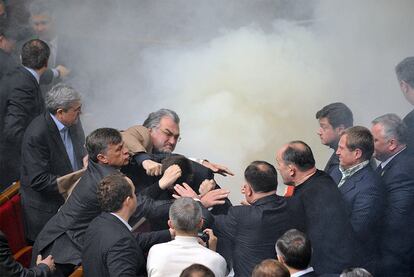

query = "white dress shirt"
[147, 236, 227, 277]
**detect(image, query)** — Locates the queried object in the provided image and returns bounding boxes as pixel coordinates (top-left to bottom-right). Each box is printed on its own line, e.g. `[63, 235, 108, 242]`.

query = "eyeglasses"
[157, 128, 181, 142]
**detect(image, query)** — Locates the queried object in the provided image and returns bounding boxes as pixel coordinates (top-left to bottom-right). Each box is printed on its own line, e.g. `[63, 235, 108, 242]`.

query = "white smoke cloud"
[57, 0, 414, 202]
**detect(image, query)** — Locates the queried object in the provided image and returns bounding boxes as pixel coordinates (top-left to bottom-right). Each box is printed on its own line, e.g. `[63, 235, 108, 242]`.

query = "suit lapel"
[340, 167, 365, 194]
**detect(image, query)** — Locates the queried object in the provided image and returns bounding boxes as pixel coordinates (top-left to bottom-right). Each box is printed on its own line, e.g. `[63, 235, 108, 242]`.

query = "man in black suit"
[276, 141, 357, 275]
[315, 102, 354, 184]
[20, 84, 86, 242]
[83, 173, 172, 277]
[395, 57, 414, 153]
[208, 161, 298, 277]
[33, 128, 174, 277]
[276, 229, 317, 277]
[336, 126, 384, 273]
[0, 38, 50, 188]
[370, 114, 414, 277]
[0, 230, 55, 276]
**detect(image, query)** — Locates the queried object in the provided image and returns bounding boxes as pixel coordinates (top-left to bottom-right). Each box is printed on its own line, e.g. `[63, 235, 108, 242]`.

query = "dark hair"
[252, 259, 290, 277]
[244, 161, 278, 193]
[276, 229, 311, 270]
[315, 102, 353, 128]
[97, 173, 133, 213]
[21, 39, 50, 69]
[0, 20, 24, 41]
[180, 264, 215, 277]
[86, 128, 123, 162]
[396, 57, 414, 88]
[340, 268, 373, 277]
[342, 126, 374, 161]
[161, 154, 193, 185]
[282, 141, 315, 171]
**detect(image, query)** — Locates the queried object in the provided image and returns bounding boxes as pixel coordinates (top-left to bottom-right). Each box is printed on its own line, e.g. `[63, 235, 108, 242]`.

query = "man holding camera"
[146, 197, 227, 277]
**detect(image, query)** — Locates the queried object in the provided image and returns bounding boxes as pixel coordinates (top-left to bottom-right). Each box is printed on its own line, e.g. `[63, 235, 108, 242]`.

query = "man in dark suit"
[315, 102, 354, 184]
[0, 38, 50, 188]
[83, 173, 172, 277]
[276, 229, 317, 277]
[371, 114, 414, 277]
[276, 141, 357, 275]
[33, 128, 173, 277]
[395, 57, 414, 154]
[336, 126, 384, 273]
[209, 161, 298, 277]
[20, 84, 86, 242]
[0, 230, 55, 276]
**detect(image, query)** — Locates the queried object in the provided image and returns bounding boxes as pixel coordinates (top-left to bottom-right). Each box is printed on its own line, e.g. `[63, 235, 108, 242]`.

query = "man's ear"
[335, 124, 346, 136]
[354, 148, 363, 161]
[400, 80, 408, 93]
[167, 219, 174, 229]
[288, 164, 296, 178]
[245, 184, 253, 197]
[196, 218, 204, 230]
[277, 255, 285, 264]
[96, 153, 108, 164]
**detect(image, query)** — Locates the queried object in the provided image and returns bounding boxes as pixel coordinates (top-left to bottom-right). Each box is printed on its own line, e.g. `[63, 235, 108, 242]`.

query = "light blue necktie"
[61, 127, 77, 171]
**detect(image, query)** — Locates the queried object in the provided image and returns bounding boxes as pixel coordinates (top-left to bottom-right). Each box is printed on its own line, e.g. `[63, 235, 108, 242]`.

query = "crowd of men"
[1, 1, 414, 277]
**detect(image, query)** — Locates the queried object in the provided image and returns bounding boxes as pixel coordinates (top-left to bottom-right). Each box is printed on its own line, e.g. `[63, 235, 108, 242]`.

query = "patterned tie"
[61, 127, 77, 171]
[375, 163, 383, 176]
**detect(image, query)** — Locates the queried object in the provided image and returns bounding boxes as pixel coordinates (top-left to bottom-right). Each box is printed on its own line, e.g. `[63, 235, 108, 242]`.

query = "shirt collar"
[291, 267, 315, 277]
[339, 160, 369, 178]
[174, 236, 199, 243]
[50, 113, 66, 131]
[110, 213, 132, 231]
[380, 146, 406, 169]
[24, 66, 40, 84]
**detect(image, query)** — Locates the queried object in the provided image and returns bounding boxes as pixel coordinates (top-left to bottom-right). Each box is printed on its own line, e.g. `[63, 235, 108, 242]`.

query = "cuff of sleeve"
[134, 153, 152, 166]
[52, 68, 59, 78]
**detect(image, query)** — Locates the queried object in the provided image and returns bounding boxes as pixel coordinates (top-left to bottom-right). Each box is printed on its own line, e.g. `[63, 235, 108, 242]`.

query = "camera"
[198, 231, 209, 244]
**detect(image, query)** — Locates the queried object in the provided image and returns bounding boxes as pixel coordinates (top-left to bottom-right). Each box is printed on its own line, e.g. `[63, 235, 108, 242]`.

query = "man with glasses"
[121, 109, 232, 227]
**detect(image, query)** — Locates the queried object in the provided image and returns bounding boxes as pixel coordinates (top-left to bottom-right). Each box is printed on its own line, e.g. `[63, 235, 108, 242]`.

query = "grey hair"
[396, 57, 414, 88]
[46, 83, 81, 114]
[340, 268, 373, 277]
[143, 108, 180, 129]
[372, 113, 407, 144]
[169, 197, 201, 232]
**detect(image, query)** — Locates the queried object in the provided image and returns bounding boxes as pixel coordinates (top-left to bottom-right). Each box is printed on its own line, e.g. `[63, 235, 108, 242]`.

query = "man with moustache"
[121, 109, 232, 221]
[20, 84, 86, 242]
[370, 114, 414, 277]
[335, 126, 384, 273]
[275, 141, 357, 275]
[395, 57, 414, 153]
[315, 102, 354, 183]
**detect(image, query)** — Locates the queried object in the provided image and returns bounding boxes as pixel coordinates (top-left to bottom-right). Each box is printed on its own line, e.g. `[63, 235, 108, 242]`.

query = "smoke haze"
[50, 0, 413, 202]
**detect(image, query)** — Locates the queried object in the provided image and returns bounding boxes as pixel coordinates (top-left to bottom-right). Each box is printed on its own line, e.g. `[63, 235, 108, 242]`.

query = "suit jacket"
[212, 194, 299, 277]
[403, 109, 414, 154]
[82, 212, 171, 277]
[19, 113, 85, 241]
[0, 66, 45, 187]
[0, 231, 50, 277]
[324, 151, 341, 184]
[339, 164, 384, 272]
[377, 148, 414, 277]
[287, 170, 357, 275]
[32, 160, 171, 266]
